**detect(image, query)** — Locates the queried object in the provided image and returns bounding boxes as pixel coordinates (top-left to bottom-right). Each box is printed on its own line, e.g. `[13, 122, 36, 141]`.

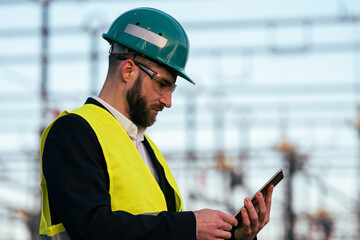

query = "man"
[39, 7, 273, 240]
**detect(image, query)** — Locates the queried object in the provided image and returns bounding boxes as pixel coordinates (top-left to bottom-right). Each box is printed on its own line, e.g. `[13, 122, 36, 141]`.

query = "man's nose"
[159, 92, 172, 108]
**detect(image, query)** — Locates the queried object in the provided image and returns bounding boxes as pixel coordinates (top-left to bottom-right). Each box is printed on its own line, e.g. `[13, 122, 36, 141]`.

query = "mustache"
[151, 103, 164, 112]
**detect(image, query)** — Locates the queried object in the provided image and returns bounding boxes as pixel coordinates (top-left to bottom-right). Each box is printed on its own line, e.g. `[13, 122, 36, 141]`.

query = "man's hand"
[234, 185, 274, 240]
[194, 209, 238, 240]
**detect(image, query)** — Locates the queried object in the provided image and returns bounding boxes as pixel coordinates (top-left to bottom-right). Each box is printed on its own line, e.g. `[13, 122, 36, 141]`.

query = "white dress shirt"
[91, 96, 159, 183]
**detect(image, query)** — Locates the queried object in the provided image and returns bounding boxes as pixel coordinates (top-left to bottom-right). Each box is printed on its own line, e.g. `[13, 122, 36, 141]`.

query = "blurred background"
[1, 0, 360, 239]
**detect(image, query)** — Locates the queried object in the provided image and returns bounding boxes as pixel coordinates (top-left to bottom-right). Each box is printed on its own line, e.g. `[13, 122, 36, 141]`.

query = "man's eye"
[159, 82, 167, 88]
[157, 80, 170, 89]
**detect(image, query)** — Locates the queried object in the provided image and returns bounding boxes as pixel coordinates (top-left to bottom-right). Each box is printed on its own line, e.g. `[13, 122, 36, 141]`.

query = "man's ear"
[120, 59, 137, 83]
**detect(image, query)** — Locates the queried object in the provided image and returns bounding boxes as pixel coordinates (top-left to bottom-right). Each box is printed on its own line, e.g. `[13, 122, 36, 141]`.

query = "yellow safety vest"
[39, 104, 183, 239]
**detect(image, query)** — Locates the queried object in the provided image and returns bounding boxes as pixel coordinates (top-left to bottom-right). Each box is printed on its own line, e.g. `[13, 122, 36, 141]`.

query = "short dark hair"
[108, 53, 177, 81]
[108, 54, 121, 75]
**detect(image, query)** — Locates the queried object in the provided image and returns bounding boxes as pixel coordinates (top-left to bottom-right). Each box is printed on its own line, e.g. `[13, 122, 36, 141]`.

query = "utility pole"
[40, 0, 50, 131]
[276, 140, 296, 240]
[85, 26, 102, 95]
[33, 1, 50, 239]
[89, 29, 99, 96]
[356, 106, 360, 239]
[275, 140, 308, 240]
[83, 14, 106, 96]
[185, 89, 197, 161]
[284, 150, 296, 240]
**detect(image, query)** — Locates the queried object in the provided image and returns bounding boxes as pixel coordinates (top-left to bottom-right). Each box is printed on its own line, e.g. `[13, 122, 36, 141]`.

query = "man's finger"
[240, 207, 251, 234]
[244, 198, 258, 231]
[255, 192, 266, 225]
[222, 221, 234, 231]
[220, 211, 238, 227]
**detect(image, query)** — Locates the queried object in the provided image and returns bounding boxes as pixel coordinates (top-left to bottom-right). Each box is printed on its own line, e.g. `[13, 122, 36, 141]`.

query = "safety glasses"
[117, 55, 177, 95]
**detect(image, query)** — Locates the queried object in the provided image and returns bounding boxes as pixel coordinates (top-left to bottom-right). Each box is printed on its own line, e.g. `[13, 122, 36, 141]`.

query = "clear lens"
[152, 75, 177, 95]
[135, 61, 176, 95]
[116, 55, 176, 95]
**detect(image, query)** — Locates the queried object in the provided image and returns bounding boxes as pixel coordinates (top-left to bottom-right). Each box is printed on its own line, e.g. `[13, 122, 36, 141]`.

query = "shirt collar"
[91, 96, 146, 142]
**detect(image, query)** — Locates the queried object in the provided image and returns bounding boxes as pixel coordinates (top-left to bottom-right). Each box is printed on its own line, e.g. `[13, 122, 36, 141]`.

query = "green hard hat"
[103, 7, 194, 84]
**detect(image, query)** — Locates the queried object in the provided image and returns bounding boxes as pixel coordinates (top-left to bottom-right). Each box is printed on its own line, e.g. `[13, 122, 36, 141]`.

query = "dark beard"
[126, 74, 162, 128]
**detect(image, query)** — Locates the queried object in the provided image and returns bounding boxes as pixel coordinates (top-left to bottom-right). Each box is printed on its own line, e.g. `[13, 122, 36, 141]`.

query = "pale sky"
[1, 0, 360, 239]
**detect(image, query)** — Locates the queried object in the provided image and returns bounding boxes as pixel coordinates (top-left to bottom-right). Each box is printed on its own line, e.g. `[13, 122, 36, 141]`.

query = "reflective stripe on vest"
[39, 230, 71, 240]
[39, 104, 183, 238]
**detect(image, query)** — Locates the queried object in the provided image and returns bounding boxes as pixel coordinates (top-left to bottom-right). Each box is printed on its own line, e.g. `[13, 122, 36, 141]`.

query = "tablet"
[234, 169, 284, 222]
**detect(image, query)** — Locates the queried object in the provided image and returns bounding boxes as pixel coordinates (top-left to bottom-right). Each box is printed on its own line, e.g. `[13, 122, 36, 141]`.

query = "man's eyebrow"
[157, 76, 173, 86]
